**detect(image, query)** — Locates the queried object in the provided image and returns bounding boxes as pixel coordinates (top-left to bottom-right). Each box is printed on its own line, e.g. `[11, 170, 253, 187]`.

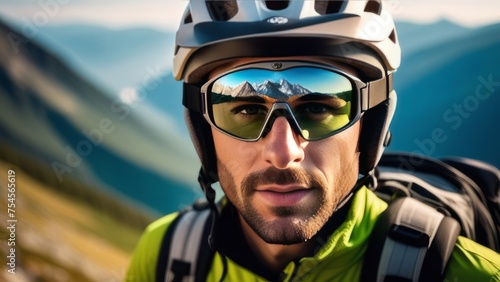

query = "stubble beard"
[217, 155, 359, 245]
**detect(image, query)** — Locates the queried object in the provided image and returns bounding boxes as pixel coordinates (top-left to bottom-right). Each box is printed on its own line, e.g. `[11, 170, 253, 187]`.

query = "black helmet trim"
[359, 90, 397, 174]
[178, 37, 387, 84]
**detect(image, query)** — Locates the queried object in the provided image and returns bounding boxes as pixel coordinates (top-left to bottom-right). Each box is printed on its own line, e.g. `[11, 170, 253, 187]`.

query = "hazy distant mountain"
[33, 23, 175, 93]
[25, 22, 191, 136]
[396, 20, 471, 56]
[0, 19, 202, 214]
[389, 23, 500, 168]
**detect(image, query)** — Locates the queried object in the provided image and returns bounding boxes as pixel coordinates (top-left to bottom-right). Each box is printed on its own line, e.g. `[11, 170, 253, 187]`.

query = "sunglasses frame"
[198, 61, 390, 142]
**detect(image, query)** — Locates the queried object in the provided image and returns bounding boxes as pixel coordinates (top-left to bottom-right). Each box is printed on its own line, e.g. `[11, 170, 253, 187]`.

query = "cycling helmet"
[174, 0, 401, 194]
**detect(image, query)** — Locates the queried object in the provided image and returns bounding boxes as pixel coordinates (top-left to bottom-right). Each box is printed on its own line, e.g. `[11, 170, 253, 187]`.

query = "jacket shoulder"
[445, 236, 500, 281]
[125, 212, 179, 282]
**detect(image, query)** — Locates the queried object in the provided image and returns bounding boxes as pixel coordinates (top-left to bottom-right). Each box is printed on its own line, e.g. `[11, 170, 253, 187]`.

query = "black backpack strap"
[194, 209, 216, 282]
[377, 152, 499, 251]
[156, 211, 185, 282]
[443, 157, 500, 251]
[362, 197, 461, 282]
[156, 203, 214, 282]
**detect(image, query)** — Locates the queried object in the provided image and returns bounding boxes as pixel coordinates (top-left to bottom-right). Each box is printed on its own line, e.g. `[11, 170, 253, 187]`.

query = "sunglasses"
[184, 61, 391, 141]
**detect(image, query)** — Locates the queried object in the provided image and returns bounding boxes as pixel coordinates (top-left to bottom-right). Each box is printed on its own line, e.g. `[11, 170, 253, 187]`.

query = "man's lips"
[256, 184, 308, 193]
[255, 185, 312, 206]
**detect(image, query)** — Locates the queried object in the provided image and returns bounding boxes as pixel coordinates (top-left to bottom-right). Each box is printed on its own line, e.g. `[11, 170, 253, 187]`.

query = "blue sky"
[0, 0, 499, 30]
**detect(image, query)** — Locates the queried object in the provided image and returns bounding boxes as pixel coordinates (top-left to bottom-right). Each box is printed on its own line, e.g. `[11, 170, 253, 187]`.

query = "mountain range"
[214, 79, 312, 99]
[255, 79, 312, 97]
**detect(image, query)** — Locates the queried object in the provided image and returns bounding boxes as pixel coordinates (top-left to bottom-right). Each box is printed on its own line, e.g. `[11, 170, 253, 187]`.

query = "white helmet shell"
[174, 0, 400, 83]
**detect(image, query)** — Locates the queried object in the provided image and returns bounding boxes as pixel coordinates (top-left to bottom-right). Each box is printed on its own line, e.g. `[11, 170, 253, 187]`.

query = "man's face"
[212, 110, 361, 245]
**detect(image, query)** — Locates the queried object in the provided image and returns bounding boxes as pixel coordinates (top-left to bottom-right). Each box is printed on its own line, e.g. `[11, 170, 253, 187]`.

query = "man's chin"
[248, 216, 319, 245]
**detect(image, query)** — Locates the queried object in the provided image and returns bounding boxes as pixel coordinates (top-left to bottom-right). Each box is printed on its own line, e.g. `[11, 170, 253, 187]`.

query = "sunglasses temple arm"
[183, 83, 204, 113]
[361, 73, 393, 111]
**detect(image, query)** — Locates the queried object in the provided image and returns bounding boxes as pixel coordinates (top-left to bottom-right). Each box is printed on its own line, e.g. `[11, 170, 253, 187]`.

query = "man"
[126, 1, 499, 281]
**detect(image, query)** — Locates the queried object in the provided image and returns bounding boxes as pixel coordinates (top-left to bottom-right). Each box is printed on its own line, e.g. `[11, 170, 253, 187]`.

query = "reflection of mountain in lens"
[254, 79, 312, 99]
[232, 81, 260, 97]
[213, 79, 314, 99]
[211, 79, 353, 106]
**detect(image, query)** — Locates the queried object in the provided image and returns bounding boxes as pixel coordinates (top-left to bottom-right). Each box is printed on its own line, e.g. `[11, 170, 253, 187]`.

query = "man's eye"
[304, 104, 329, 114]
[296, 103, 334, 114]
[231, 104, 268, 116]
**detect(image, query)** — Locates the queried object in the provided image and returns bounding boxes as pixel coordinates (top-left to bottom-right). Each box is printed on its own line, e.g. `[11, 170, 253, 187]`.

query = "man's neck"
[238, 214, 316, 272]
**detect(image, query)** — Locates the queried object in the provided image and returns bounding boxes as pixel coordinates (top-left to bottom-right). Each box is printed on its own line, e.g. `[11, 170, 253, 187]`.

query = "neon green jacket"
[126, 187, 500, 281]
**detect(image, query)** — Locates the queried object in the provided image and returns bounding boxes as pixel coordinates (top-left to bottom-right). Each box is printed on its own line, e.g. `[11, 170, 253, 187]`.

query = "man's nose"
[262, 116, 305, 169]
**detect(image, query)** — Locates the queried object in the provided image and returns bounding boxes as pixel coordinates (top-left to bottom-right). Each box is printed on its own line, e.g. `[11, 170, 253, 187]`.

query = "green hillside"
[0, 157, 149, 282]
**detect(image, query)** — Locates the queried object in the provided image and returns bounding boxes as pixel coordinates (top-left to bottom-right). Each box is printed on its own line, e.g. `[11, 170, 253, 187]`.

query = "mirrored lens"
[208, 67, 354, 140]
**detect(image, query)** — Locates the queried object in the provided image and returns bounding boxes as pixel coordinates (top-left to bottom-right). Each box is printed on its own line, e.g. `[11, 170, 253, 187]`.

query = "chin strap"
[197, 168, 229, 282]
[358, 170, 378, 191]
[198, 168, 219, 250]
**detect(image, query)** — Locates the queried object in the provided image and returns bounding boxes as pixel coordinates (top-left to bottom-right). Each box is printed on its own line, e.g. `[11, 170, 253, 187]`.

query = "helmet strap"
[198, 168, 219, 250]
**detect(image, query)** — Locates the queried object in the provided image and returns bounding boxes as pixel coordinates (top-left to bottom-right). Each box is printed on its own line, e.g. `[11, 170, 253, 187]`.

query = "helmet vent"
[206, 0, 238, 21]
[314, 0, 345, 15]
[183, 11, 193, 24]
[364, 0, 382, 15]
[265, 1, 290, 10]
[389, 29, 396, 43]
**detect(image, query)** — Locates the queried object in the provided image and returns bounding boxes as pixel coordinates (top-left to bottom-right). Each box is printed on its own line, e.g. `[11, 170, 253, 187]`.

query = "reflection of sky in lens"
[216, 67, 351, 94]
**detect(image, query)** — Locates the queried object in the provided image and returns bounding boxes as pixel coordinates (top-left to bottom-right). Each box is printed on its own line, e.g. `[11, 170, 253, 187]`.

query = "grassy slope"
[0, 160, 146, 282]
